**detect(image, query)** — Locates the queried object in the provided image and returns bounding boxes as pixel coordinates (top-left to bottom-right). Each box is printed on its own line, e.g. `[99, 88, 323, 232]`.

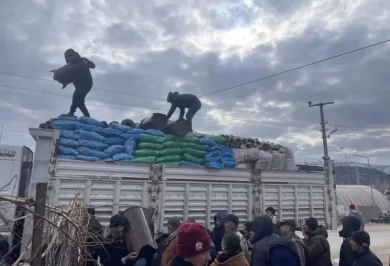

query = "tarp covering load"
[47, 115, 297, 170]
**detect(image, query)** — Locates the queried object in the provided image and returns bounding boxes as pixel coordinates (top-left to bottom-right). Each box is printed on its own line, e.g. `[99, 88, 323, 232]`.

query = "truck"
[11, 128, 337, 254]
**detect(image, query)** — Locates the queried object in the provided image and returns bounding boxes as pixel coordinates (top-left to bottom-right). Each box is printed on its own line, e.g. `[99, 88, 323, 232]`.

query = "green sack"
[163, 141, 184, 149]
[174, 136, 200, 144]
[164, 135, 176, 142]
[163, 162, 181, 166]
[208, 135, 225, 145]
[138, 142, 163, 150]
[134, 149, 158, 157]
[183, 153, 204, 164]
[131, 156, 156, 163]
[182, 148, 207, 158]
[138, 133, 166, 144]
[186, 143, 209, 151]
[158, 148, 182, 157]
[156, 155, 182, 164]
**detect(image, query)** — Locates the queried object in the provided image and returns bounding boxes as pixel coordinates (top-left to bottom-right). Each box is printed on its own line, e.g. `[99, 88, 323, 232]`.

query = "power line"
[0, 72, 166, 102]
[199, 39, 390, 97]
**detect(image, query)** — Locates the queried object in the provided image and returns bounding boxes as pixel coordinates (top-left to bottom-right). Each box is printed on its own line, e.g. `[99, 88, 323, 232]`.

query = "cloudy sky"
[0, 0, 389, 165]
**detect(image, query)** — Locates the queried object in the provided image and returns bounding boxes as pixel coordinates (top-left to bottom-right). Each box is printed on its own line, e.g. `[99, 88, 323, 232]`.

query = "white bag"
[254, 151, 273, 170]
[233, 148, 259, 163]
[270, 151, 286, 170]
[283, 147, 298, 171]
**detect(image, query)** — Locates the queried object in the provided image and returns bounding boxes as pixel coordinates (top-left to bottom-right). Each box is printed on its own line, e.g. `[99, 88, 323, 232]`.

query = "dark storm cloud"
[0, 0, 389, 164]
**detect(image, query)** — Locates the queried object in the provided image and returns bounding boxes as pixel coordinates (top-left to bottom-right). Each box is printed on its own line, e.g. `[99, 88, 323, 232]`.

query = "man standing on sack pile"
[161, 217, 181, 266]
[166, 92, 202, 132]
[62, 48, 95, 117]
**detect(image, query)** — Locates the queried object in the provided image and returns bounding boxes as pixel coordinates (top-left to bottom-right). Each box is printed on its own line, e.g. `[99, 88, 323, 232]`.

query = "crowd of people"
[78, 204, 383, 266]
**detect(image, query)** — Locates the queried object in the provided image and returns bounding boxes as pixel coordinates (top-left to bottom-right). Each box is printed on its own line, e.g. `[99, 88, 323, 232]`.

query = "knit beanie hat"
[352, 231, 370, 248]
[225, 214, 239, 226]
[109, 214, 127, 227]
[176, 222, 212, 258]
[167, 217, 181, 228]
[350, 204, 356, 210]
[305, 217, 318, 231]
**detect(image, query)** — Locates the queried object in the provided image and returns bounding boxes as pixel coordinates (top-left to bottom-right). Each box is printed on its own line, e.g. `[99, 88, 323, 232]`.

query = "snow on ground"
[296, 224, 390, 265]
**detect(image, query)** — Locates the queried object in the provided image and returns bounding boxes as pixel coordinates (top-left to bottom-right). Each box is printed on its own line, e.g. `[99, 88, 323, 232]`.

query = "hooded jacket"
[284, 233, 306, 266]
[153, 234, 169, 266]
[339, 216, 361, 266]
[352, 250, 383, 266]
[304, 225, 332, 266]
[210, 253, 249, 266]
[250, 216, 279, 266]
[212, 212, 228, 253]
[269, 238, 301, 266]
[348, 210, 364, 231]
[162, 230, 178, 266]
[97, 234, 135, 266]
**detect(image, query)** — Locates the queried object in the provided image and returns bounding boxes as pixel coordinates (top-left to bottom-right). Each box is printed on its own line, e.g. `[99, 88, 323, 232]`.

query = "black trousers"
[70, 84, 92, 117]
[186, 100, 201, 130]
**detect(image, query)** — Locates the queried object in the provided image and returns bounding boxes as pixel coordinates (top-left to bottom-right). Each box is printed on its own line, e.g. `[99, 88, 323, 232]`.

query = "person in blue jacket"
[166, 92, 201, 131]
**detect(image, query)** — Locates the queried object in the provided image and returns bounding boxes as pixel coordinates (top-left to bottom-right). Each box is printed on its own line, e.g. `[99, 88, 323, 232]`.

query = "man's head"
[265, 207, 276, 217]
[109, 214, 127, 238]
[167, 91, 179, 103]
[280, 220, 296, 236]
[224, 214, 239, 232]
[87, 207, 96, 216]
[304, 217, 318, 235]
[222, 231, 242, 255]
[350, 231, 370, 253]
[214, 212, 227, 228]
[167, 216, 181, 234]
[64, 48, 78, 63]
[243, 221, 253, 240]
[176, 222, 212, 266]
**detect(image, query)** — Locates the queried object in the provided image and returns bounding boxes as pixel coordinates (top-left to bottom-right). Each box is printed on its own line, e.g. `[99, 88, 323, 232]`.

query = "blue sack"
[53, 120, 81, 130]
[58, 145, 78, 156]
[104, 145, 125, 157]
[77, 123, 103, 134]
[145, 129, 165, 136]
[56, 116, 79, 122]
[58, 155, 77, 160]
[77, 130, 106, 142]
[205, 150, 223, 162]
[223, 151, 233, 158]
[101, 128, 122, 137]
[220, 145, 233, 153]
[124, 139, 136, 154]
[120, 132, 139, 141]
[105, 137, 125, 145]
[205, 161, 223, 169]
[77, 147, 107, 159]
[103, 157, 114, 162]
[180, 161, 202, 167]
[222, 160, 236, 168]
[76, 155, 101, 161]
[208, 146, 223, 152]
[200, 138, 217, 147]
[79, 117, 104, 127]
[131, 129, 145, 134]
[60, 130, 80, 141]
[59, 138, 79, 148]
[78, 139, 108, 151]
[110, 123, 132, 132]
[113, 153, 134, 161]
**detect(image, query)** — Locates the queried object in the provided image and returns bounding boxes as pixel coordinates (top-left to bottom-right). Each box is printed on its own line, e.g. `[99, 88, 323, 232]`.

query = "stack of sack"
[131, 130, 167, 164]
[54, 116, 136, 162]
[198, 138, 236, 169]
[177, 136, 208, 166]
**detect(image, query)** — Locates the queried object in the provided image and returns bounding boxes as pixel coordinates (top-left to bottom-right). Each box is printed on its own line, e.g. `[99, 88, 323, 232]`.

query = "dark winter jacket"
[348, 210, 365, 231]
[212, 212, 228, 253]
[339, 216, 362, 266]
[304, 225, 332, 266]
[250, 215, 279, 266]
[352, 250, 383, 266]
[285, 233, 306, 266]
[66, 52, 95, 89]
[152, 234, 169, 266]
[97, 235, 135, 266]
[269, 238, 301, 266]
[167, 94, 200, 119]
[171, 256, 194, 266]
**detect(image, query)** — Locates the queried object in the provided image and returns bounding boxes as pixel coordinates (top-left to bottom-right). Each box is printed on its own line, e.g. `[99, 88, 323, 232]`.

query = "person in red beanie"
[348, 204, 364, 231]
[171, 222, 212, 266]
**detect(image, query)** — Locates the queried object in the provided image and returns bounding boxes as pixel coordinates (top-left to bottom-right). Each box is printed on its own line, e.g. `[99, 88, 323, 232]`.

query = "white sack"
[233, 148, 259, 163]
[270, 151, 286, 170]
[254, 150, 273, 170]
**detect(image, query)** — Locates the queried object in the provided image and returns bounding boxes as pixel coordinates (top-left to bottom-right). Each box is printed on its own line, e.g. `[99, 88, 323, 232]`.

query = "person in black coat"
[250, 215, 279, 266]
[211, 212, 227, 254]
[269, 238, 301, 266]
[338, 216, 361, 266]
[152, 233, 169, 266]
[350, 231, 383, 266]
[64, 48, 95, 117]
[166, 92, 201, 131]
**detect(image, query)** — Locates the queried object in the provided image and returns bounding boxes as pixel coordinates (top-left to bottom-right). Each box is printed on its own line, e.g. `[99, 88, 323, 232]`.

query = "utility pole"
[0, 124, 3, 144]
[308, 101, 334, 161]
